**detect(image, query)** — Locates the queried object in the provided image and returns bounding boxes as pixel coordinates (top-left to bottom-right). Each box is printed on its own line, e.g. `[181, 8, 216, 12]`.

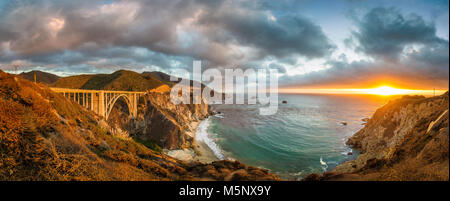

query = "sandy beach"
[165, 119, 219, 163]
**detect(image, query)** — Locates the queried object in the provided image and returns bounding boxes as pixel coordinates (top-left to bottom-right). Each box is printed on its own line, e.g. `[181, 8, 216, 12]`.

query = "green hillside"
[53, 70, 164, 91]
[19, 70, 61, 84]
[51, 74, 94, 89]
[142, 71, 176, 86]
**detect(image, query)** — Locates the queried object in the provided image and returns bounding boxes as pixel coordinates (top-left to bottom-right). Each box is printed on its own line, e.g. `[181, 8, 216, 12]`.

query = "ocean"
[196, 94, 393, 180]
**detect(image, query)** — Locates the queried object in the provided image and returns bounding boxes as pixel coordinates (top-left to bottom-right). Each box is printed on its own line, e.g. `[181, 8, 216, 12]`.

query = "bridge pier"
[99, 91, 105, 118]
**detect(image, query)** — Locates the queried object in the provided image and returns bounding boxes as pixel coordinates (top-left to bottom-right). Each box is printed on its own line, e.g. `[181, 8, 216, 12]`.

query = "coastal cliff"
[0, 70, 279, 181]
[126, 92, 211, 150]
[305, 92, 449, 181]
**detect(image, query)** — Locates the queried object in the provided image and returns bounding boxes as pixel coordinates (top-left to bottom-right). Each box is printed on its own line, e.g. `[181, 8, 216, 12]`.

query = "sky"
[0, 0, 448, 90]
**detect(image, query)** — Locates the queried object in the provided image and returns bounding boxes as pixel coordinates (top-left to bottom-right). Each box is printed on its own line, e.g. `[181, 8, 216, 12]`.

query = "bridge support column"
[91, 93, 94, 112]
[81, 93, 85, 107]
[93, 92, 99, 114]
[99, 91, 105, 118]
[133, 94, 137, 118]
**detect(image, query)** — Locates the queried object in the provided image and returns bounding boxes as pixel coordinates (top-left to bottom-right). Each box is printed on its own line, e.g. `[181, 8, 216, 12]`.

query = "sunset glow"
[358, 86, 415, 96]
[279, 86, 447, 96]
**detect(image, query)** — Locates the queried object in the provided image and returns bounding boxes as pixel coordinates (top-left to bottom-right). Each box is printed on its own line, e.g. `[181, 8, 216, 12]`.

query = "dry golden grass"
[375, 159, 449, 181]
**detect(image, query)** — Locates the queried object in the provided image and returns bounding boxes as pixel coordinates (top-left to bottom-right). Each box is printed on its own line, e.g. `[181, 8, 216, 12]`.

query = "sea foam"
[196, 118, 225, 160]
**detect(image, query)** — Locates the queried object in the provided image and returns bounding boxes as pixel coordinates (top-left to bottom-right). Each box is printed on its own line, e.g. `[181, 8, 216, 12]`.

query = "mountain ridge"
[52, 70, 165, 91]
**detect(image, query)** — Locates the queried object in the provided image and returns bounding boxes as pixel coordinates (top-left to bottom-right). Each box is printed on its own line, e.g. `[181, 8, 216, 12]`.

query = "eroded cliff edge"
[128, 92, 211, 150]
[305, 92, 449, 181]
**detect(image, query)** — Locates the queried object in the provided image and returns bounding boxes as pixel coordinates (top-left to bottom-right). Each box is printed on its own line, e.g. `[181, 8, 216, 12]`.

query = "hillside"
[305, 92, 449, 181]
[19, 70, 60, 84]
[142, 71, 218, 94]
[50, 74, 94, 89]
[142, 71, 176, 86]
[53, 70, 165, 91]
[0, 70, 279, 181]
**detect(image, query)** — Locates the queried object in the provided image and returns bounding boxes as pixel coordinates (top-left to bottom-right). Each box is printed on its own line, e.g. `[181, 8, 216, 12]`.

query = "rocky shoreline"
[165, 120, 219, 163]
[304, 92, 449, 181]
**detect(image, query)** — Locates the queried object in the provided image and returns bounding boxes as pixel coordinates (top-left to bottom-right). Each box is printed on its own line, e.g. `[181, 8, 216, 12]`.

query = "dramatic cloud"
[196, 7, 335, 60]
[351, 7, 445, 60]
[282, 6, 449, 89]
[268, 63, 287, 74]
[0, 0, 333, 73]
[0, 0, 448, 89]
[281, 53, 449, 89]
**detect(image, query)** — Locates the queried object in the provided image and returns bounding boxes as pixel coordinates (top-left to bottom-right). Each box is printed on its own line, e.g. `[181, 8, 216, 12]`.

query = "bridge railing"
[50, 87, 145, 94]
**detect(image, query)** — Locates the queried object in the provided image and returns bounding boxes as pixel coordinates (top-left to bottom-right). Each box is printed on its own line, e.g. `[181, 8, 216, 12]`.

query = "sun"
[363, 86, 413, 96]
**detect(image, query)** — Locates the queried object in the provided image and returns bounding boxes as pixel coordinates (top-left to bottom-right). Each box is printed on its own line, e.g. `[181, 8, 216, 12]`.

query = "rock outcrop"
[305, 92, 449, 181]
[126, 92, 211, 149]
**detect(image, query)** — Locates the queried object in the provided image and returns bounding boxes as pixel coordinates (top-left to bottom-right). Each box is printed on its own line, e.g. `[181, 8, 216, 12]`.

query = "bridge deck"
[50, 87, 146, 94]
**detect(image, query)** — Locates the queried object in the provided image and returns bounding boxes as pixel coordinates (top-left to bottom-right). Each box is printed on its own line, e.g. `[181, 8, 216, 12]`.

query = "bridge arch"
[105, 94, 134, 120]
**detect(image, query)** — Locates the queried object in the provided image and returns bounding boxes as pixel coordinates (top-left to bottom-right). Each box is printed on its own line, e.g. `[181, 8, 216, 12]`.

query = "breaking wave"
[195, 118, 225, 160]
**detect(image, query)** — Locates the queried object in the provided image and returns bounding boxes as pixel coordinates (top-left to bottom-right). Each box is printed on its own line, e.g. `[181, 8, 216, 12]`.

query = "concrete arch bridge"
[50, 88, 145, 120]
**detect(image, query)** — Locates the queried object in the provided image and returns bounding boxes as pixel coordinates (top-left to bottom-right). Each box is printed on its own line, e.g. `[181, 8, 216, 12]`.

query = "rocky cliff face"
[125, 92, 211, 150]
[305, 92, 449, 181]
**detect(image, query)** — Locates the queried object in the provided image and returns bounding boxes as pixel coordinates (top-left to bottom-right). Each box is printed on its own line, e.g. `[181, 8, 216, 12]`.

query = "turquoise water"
[203, 94, 391, 179]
